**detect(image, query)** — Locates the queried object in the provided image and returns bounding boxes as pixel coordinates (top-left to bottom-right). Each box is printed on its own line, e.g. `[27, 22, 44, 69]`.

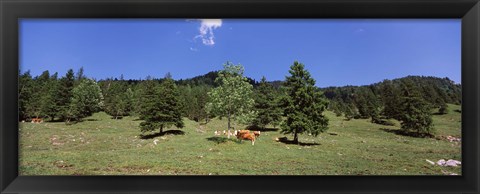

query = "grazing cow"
[31, 118, 43, 123]
[235, 130, 256, 145]
[234, 129, 250, 135]
[253, 131, 261, 138]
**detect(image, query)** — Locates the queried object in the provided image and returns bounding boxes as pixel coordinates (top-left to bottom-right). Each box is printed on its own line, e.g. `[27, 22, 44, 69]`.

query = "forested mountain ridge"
[172, 71, 461, 103]
[176, 71, 258, 87]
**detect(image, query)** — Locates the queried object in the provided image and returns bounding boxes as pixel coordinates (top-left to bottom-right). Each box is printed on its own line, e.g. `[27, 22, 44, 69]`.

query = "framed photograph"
[1, 0, 479, 193]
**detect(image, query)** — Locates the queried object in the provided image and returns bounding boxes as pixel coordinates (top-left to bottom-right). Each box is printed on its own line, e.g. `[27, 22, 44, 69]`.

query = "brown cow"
[235, 130, 256, 145]
[253, 131, 261, 139]
[234, 130, 250, 136]
[31, 118, 43, 123]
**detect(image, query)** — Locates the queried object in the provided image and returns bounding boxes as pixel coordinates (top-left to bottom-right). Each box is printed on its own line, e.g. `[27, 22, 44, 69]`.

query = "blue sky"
[20, 19, 460, 87]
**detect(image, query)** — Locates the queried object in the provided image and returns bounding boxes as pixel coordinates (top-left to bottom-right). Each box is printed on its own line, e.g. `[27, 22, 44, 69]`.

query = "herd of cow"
[25, 117, 261, 145]
[214, 129, 260, 145]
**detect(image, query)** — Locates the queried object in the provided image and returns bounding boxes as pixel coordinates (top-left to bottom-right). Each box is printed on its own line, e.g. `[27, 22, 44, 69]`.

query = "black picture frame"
[1, 0, 479, 193]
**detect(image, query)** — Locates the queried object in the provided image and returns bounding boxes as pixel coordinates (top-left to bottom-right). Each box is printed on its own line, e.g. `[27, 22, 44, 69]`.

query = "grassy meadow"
[19, 104, 461, 175]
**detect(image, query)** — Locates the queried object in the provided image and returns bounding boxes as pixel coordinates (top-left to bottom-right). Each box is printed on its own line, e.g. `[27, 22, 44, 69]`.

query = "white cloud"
[194, 19, 222, 46]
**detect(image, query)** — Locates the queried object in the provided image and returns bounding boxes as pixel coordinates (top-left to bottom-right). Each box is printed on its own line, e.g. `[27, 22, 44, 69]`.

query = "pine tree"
[438, 102, 449, 115]
[329, 99, 343, 117]
[206, 62, 256, 138]
[252, 76, 282, 128]
[19, 71, 33, 121]
[194, 85, 211, 123]
[138, 77, 184, 133]
[182, 85, 211, 122]
[137, 78, 158, 120]
[398, 80, 434, 137]
[177, 84, 194, 119]
[343, 103, 357, 120]
[380, 80, 402, 120]
[27, 70, 51, 119]
[354, 87, 380, 122]
[434, 87, 449, 114]
[57, 69, 75, 121]
[281, 61, 329, 144]
[40, 73, 60, 121]
[75, 67, 86, 85]
[123, 87, 134, 116]
[103, 80, 133, 119]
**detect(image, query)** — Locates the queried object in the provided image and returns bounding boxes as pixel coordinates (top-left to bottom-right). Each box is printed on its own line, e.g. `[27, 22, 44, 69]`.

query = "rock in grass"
[436, 159, 461, 167]
[445, 159, 461, 167]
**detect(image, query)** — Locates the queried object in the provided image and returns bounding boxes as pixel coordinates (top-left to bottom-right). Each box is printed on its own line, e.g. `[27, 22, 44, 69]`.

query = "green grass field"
[19, 104, 461, 175]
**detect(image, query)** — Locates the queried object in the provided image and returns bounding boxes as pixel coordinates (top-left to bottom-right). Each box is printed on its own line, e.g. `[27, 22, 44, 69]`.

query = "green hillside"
[19, 104, 461, 175]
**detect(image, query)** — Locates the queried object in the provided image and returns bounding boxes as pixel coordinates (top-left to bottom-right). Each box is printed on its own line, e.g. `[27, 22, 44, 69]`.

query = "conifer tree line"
[19, 62, 461, 138]
[19, 68, 104, 123]
[322, 75, 461, 121]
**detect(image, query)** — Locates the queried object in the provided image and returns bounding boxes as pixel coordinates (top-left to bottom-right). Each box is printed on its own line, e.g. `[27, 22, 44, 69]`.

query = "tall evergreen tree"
[398, 80, 434, 137]
[194, 85, 211, 123]
[19, 71, 33, 121]
[343, 103, 357, 120]
[40, 73, 60, 121]
[75, 67, 86, 85]
[354, 87, 380, 122]
[438, 102, 449, 115]
[27, 70, 51, 119]
[103, 79, 133, 119]
[57, 69, 75, 121]
[138, 77, 184, 133]
[281, 61, 329, 144]
[380, 80, 402, 120]
[181, 85, 211, 122]
[177, 84, 194, 119]
[206, 62, 256, 138]
[328, 98, 343, 117]
[252, 76, 283, 128]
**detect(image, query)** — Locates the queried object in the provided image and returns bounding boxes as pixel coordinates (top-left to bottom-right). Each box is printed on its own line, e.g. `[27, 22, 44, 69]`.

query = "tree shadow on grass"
[45, 119, 65, 123]
[139, 130, 185, 139]
[245, 125, 279, 132]
[379, 128, 434, 138]
[43, 118, 96, 123]
[276, 137, 321, 146]
[206, 136, 240, 144]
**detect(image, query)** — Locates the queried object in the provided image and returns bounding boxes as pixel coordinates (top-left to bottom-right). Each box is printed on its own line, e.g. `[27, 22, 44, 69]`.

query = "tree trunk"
[227, 112, 231, 139]
[160, 125, 163, 134]
[293, 129, 299, 144]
